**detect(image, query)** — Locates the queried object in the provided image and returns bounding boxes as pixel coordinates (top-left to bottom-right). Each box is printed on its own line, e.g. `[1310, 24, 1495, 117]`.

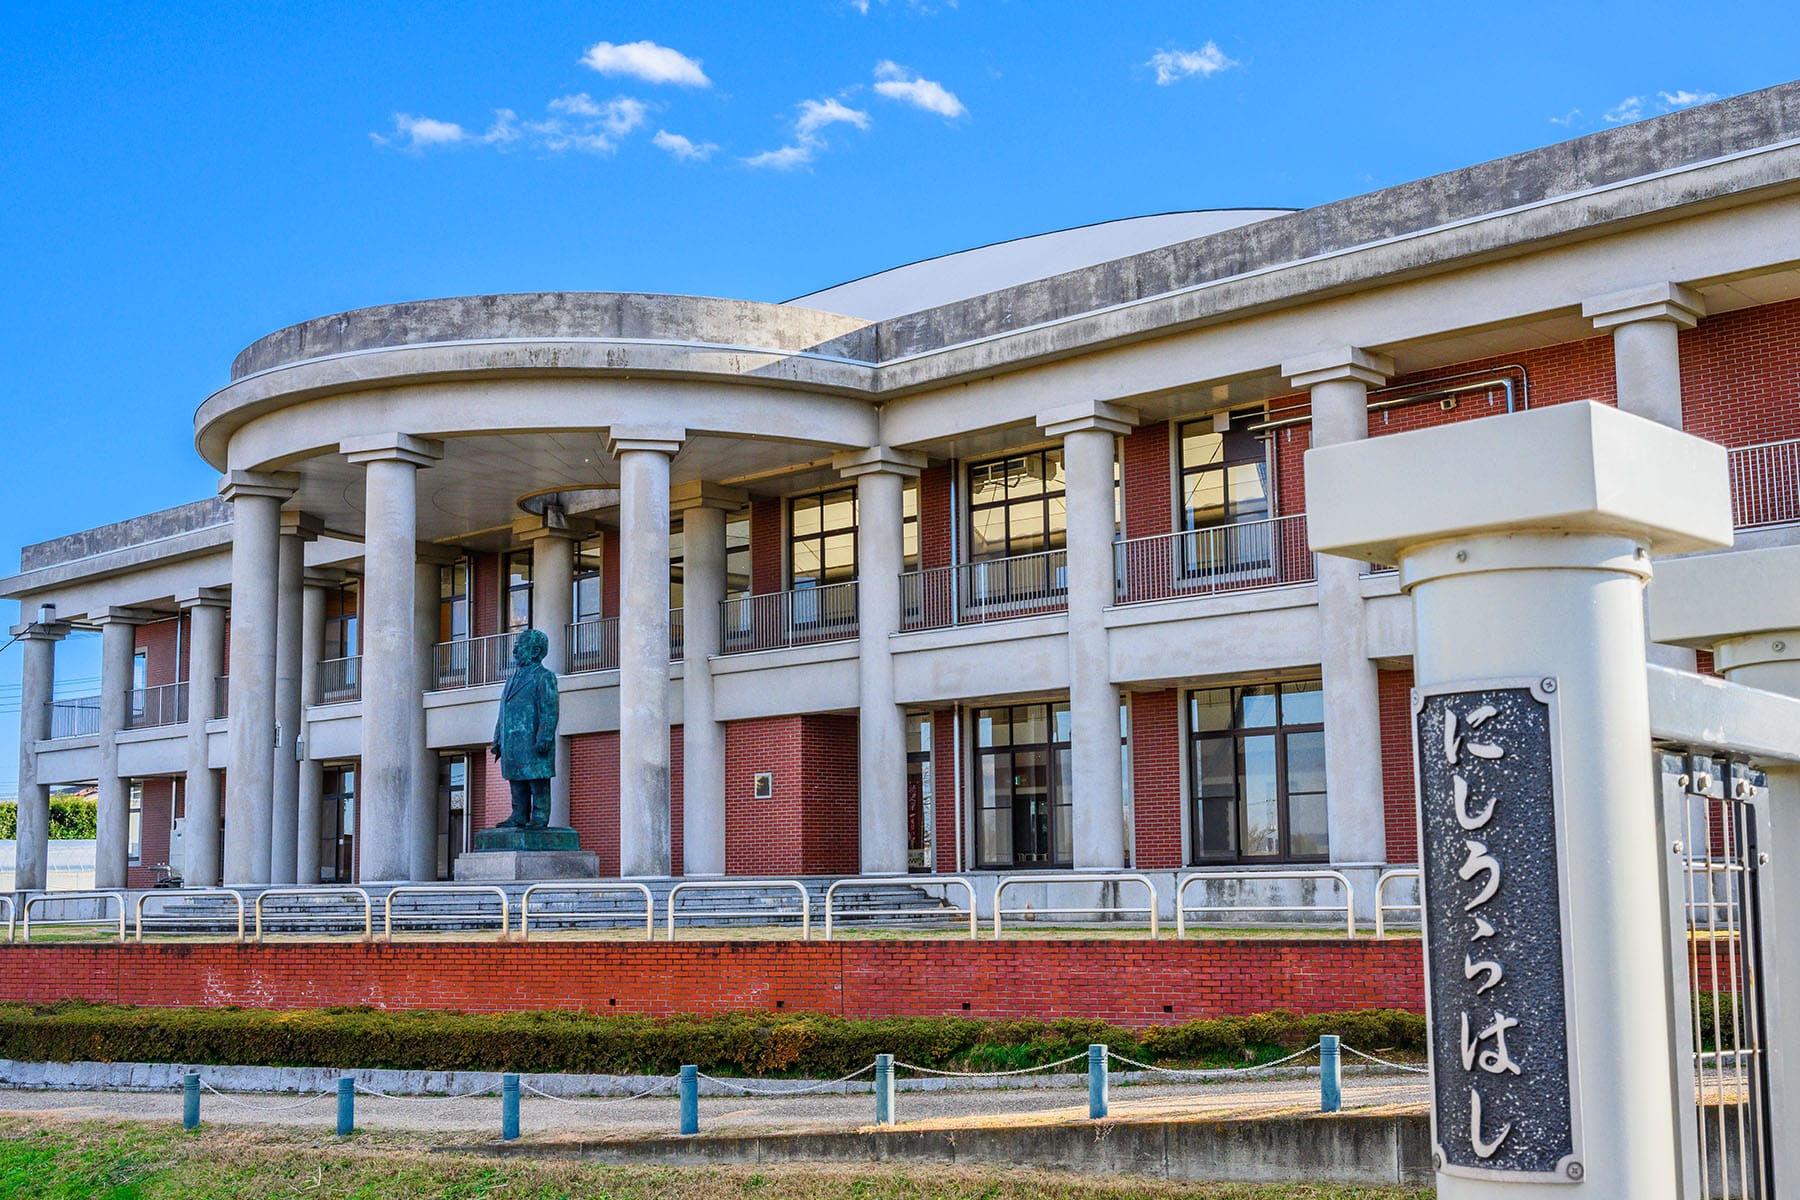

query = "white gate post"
[1652, 542, 1800, 1189]
[1309, 401, 1731, 1197]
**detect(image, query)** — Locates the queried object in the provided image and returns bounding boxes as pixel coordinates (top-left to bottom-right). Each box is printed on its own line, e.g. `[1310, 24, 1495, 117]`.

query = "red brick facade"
[565, 729, 686, 876]
[1679, 297, 1800, 446]
[1121, 421, 1174, 539]
[918, 463, 955, 570]
[750, 496, 784, 594]
[1129, 689, 1182, 869]
[723, 714, 860, 875]
[1377, 667, 1418, 865]
[0, 939, 1424, 1027]
[930, 708, 958, 873]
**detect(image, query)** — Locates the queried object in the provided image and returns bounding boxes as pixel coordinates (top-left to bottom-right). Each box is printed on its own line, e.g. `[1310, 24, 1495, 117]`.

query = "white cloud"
[849, 0, 955, 12]
[1146, 41, 1236, 85]
[653, 129, 719, 161]
[371, 111, 521, 151]
[548, 93, 602, 117]
[580, 40, 710, 87]
[1549, 108, 1581, 127]
[1659, 89, 1719, 109]
[1605, 88, 1720, 124]
[1604, 95, 1646, 123]
[746, 97, 872, 169]
[375, 96, 649, 156]
[872, 60, 966, 117]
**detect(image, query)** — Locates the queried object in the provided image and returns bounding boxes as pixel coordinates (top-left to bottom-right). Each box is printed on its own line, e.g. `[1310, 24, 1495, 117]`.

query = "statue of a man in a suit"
[490, 628, 559, 829]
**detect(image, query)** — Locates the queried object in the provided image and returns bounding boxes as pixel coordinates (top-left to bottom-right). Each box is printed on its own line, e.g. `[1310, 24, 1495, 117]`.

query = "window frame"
[787, 485, 859, 590]
[501, 550, 533, 633]
[972, 701, 1074, 870]
[1176, 411, 1272, 532]
[127, 781, 143, 866]
[966, 447, 1068, 563]
[1186, 680, 1328, 865]
[439, 559, 470, 643]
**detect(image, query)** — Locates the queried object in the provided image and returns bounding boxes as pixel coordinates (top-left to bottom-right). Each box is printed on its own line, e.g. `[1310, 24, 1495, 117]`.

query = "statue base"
[472, 825, 581, 853]
[455, 826, 597, 882]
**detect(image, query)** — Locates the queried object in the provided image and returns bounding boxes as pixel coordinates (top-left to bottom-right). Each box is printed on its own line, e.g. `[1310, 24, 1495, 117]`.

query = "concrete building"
[6, 82, 1800, 901]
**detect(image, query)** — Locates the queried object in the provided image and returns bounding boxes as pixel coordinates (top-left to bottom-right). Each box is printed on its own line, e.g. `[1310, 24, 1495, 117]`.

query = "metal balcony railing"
[127, 682, 189, 729]
[670, 606, 684, 661]
[432, 630, 518, 691]
[900, 548, 1069, 632]
[719, 581, 859, 654]
[1113, 514, 1314, 606]
[568, 617, 619, 674]
[214, 675, 229, 719]
[47, 696, 101, 739]
[318, 656, 361, 704]
[1729, 437, 1800, 530]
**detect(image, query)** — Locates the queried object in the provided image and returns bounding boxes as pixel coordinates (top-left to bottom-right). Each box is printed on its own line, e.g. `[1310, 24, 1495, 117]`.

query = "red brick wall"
[125, 778, 175, 889]
[918, 464, 955, 570]
[471, 552, 502, 639]
[601, 533, 620, 620]
[932, 708, 958, 873]
[1130, 689, 1183, 869]
[724, 714, 860, 875]
[0, 939, 1424, 1027]
[750, 496, 784, 594]
[1121, 422, 1173, 539]
[1378, 667, 1418, 864]
[134, 618, 181, 689]
[1680, 297, 1800, 446]
[568, 729, 684, 876]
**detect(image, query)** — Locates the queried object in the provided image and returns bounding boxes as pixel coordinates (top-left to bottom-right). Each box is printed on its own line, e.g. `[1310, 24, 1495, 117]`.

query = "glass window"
[905, 713, 933, 872]
[967, 448, 1070, 561]
[324, 582, 359, 660]
[902, 478, 919, 572]
[789, 486, 858, 588]
[573, 538, 604, 623]
[1187, 679, 1328, 864]
[669, 526, 686, 610]
[127, 782, 143, 865]
[439, 560, 470, 642]
[973, 701, 1073, 869]
[1178, 412, 1269, 531]
[726, 513, 751, 599]
[502, 551, 533, 632]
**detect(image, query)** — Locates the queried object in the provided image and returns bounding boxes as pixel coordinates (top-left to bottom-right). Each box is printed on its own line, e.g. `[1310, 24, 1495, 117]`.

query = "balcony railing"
[900, 548, 1069, 632]
[319, 656, 361, 704]
[47, 696, 101, 739]
[568, 617, 619, 674]
[670, 606, 684, 662]
[720, 581, 859, 654]
[1729, 437, 1800, 530]
[432, 630, 518, 691]
[1114, 514, 1315, 606]
[214, 675, 229, 719]
[128, 682, 189, 729]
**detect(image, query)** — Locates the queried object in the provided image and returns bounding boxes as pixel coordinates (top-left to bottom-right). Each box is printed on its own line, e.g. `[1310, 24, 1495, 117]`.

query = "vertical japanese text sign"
[1415, 679, 1583, 1182]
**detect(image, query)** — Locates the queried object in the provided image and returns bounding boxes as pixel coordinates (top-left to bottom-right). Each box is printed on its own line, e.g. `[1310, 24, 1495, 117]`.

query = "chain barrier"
[1106, 1042, 1321, 1077]
[519, 1079, 674, 1107]
[351, 1080, 502, 1103]
[1340, 1044, 1430, 1074]
[891, 1052, 1089, 1079]
[197, 1081, 337, 1112]
[695, 1062, 877, 1096]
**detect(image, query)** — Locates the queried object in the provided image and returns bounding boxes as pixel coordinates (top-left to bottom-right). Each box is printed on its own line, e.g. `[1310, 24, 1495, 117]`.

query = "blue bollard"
[1088, 1044, 1108, 1120]
[336, 1076, 355, 1136]
[679, 1065, 699, 1136]
[502, 1073, 520, 1141]
[182, 1072, 200, 1130]
[1320, 1035, 1342, 1113]
[874, 1054, 894, 1127]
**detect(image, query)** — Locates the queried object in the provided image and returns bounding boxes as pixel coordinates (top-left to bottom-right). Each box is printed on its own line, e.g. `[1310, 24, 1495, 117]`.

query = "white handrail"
[254, 886, 373, 942]
[665, 880, 811, 941]
[22, 890, 128, 943]
[519, 882, 655, 942]
[1373, 868, 1421, 939]
[822, 877, 978, 941]
[0, 894, 12, 943]
[134, 888, 246, 942]
[383, 885, 510, 941]
[1176, 869, 1357, 939]
[992, 873, 1159, 940]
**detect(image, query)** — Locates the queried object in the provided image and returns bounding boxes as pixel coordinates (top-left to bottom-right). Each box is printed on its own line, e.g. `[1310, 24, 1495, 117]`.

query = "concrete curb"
[0, 1057, 1413, 1097]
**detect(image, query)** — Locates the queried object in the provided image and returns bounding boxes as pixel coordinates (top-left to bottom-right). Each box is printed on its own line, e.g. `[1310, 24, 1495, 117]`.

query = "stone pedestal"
[456, 827, 597, 881]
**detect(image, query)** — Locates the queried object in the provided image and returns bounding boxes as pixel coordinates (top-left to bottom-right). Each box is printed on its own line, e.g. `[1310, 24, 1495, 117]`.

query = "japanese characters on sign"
[1415, 681, 1582, 1182]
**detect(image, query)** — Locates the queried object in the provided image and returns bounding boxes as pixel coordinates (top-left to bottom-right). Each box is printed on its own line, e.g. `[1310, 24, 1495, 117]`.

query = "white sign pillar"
[1309, 401, 1730, 1197]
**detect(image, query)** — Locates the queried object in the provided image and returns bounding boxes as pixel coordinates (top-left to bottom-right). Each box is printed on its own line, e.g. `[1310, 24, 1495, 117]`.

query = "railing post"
[182, 1072, 200, 1130]
[874, 1054, 895, 1126]
[336, 1075, 354, 1135]
[1088, 1044, 1108, 1119]
[502, 1073, 520, 1141]
[679, 1064, 699, 1135]
[1320, 1034, 1342, 1113]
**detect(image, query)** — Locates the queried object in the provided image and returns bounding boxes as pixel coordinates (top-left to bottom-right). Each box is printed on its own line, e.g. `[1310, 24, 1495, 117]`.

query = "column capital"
[341, 432, 444, 467]
[512, 514, 588, 543]
[414, 541, 463, 566]
[607, 426, 686, 457]
[1582, 282, 1705, 331]
[9, 619, 70, 641]
[670, 480, 749, 513]
[279, 511, 324, 541]
[176, 587, 232, 611]
[1650, 544, 1800, 649]
[1282, 348, 1395, 390]
[1035, 401, 1137, 439]
[303, 567, 349, 589]
[219, 470, 300, 503]
[90, 606, 154, 627]
[832, 447, 927, 480]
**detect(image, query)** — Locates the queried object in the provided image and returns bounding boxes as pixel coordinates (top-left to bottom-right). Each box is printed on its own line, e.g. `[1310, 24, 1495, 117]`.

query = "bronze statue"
[491, 628, 559, 829]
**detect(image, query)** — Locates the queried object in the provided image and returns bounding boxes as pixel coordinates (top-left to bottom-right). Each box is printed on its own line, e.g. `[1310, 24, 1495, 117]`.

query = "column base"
[471, 825, 582, 853]
[453, 845, 599, 882]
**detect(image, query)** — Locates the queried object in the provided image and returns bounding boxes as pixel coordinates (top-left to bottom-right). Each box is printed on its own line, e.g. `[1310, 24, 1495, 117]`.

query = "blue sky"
[1, 1, 1796, 790]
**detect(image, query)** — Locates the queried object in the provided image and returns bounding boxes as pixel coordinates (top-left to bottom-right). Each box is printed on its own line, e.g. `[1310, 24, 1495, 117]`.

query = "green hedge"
[0, 1002, 1426, 1077]
[0, 796, 98, 841]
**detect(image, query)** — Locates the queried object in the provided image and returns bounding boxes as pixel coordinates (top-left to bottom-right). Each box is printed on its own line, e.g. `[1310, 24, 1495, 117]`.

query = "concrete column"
[673, 483, 747, 876]
[94, 608, 147, 890]
[832, 451, 925, 875]
[342, 434, 442, 884]
[410, 554, 443, 879]
[220, 470, 296, 885]
[270, 513, 320, 885]
[1311, 401, 1730, 1198]
[1285, 349, 1393, 870]
[294, 581, 327, 885]
[11, 617, 68, 892]
[608, 427, 683, 878]
[521, 520, 579, 830]
[179, 592, 227, 887]
[1649, 543, 1800, 1189]
[1038, 404, 1135, 870]
[1583, 282, 1705, 430]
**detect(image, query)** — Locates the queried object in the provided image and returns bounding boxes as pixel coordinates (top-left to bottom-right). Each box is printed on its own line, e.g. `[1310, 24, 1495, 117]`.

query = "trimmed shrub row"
[0, 1002, 1426, 1077]
[0, 796, 98, 840]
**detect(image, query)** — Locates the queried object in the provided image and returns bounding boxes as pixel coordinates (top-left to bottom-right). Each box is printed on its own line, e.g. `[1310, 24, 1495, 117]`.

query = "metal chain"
[519, 1079, 673, 1106]
[1341, 1044, 1430, 1074]
[1107, 1042, 1321, 1076]
[351, 1080, 501, 1103]
[197, 1081, 337, 1112]
[891, 1052, 1089, 1079]
[695, 1063, 876, 1096]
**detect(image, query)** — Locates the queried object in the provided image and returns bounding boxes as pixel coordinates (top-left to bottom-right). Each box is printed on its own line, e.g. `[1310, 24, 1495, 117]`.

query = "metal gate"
[1658, 750, 1777, 1199]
